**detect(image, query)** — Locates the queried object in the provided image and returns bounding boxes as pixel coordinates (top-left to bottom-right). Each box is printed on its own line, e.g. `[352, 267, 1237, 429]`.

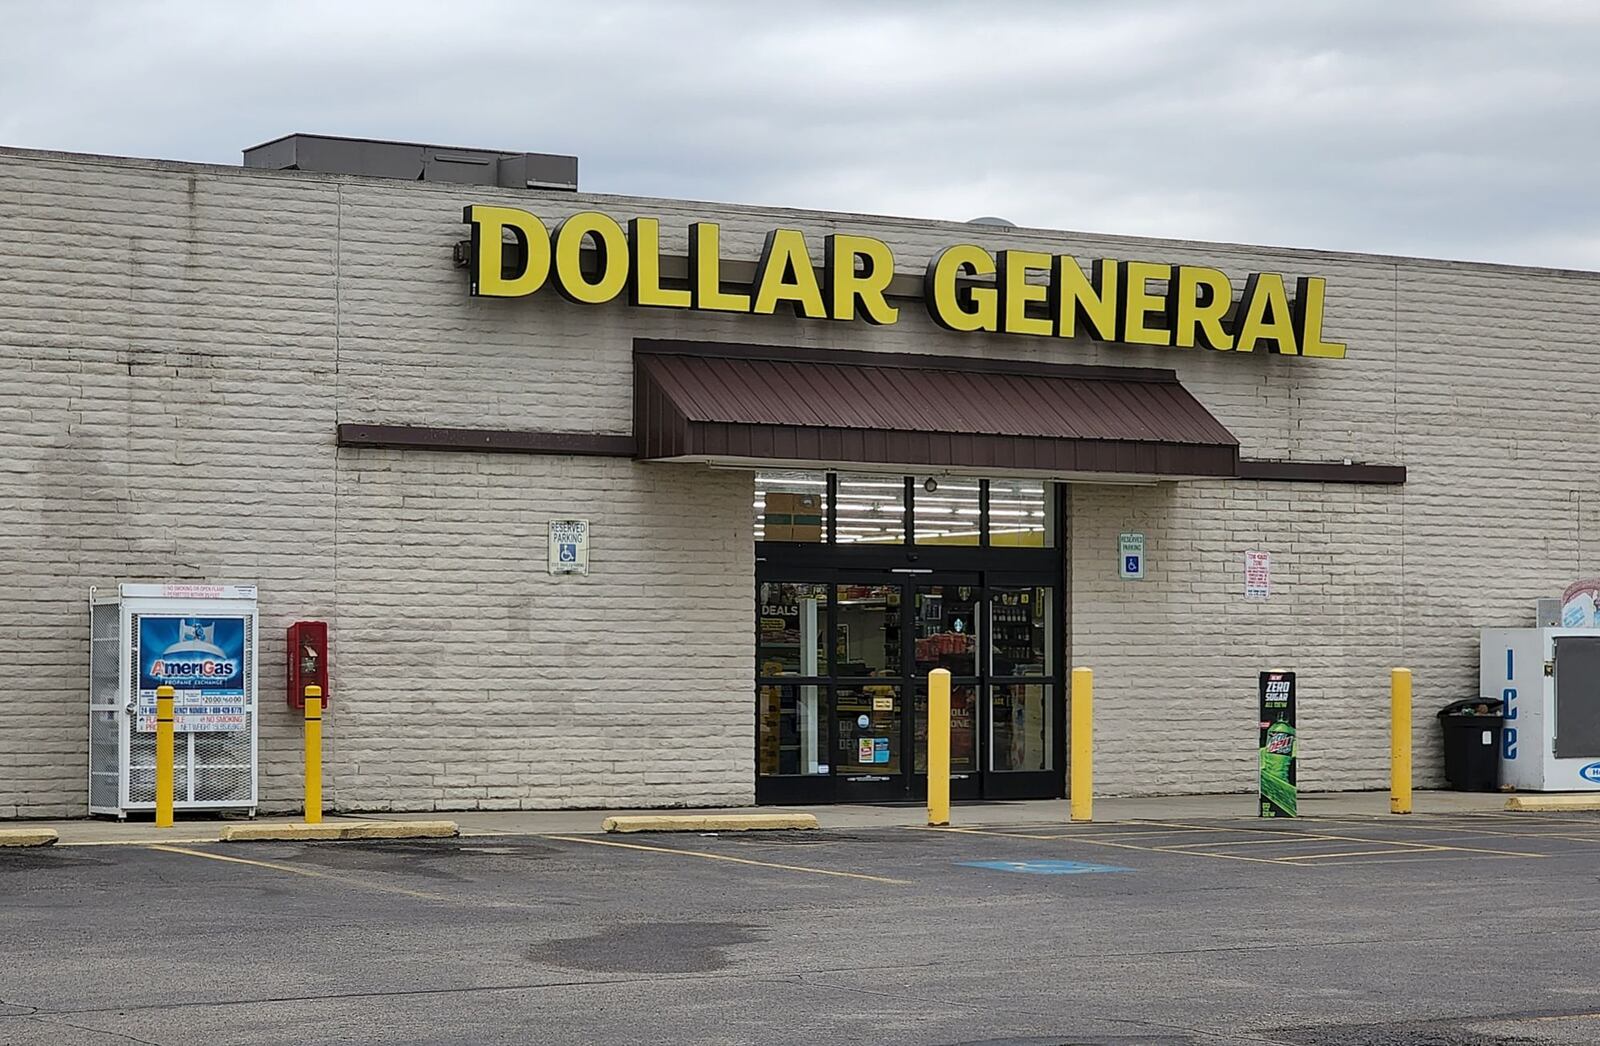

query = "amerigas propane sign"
[462, 205, 1348, 360]
[136, 616, 248, 732]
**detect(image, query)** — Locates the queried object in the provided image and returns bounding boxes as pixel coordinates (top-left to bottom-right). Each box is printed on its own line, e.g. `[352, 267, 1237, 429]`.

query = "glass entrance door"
[832, 577, 907, 801]
[755, 568, 1061, 804]
[908, 578, 982, 801]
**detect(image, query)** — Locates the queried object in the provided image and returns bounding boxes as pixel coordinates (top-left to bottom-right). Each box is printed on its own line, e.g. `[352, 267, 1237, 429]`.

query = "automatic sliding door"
[833, 580, 906, 800]
[986, 583, 1061, 798]
[911, 579, 981, 799]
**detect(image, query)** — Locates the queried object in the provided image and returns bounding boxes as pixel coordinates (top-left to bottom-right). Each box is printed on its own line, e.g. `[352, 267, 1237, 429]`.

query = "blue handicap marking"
[559, 543, 578, 563]
[1124, 555, 1140, 574]
[959, 859, 1131, 875]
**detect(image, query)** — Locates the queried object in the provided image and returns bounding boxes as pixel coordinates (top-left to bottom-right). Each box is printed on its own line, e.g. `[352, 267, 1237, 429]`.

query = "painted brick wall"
[2, 146, 1597, 814]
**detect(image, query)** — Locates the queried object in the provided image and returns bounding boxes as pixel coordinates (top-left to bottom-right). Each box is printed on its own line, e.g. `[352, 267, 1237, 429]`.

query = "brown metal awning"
[634, 340, 1239, 479]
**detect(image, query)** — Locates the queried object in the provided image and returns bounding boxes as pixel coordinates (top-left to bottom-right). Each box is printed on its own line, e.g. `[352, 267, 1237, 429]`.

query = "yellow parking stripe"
[1281, 846, 1448, 861]
[913, 825, 1294, 866]
[147, 845, 453, 901]
[1132, 820, 1548, 859]
[546, 835, 912, 885]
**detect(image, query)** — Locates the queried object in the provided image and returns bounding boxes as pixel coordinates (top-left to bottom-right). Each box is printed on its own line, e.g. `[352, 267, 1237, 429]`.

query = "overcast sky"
[4, 1, 1598, 268]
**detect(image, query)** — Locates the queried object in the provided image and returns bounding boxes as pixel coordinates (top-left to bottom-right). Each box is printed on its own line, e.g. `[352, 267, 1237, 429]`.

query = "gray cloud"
[3, 0, 1598, 267]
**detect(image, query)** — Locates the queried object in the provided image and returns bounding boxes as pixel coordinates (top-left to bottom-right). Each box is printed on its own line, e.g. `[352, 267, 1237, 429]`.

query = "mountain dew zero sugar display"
[1259, 671, 1297, 817]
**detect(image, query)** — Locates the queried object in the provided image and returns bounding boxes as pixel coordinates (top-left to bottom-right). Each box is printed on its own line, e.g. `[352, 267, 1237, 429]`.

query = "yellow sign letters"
[461, 205, 1345, 360]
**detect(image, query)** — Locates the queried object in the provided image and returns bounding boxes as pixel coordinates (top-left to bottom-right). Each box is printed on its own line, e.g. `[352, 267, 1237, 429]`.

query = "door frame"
[755, 556, 1066, 804]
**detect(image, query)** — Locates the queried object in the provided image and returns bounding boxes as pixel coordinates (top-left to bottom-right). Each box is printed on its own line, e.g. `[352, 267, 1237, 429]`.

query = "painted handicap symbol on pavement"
[959, 859, 1131, 875]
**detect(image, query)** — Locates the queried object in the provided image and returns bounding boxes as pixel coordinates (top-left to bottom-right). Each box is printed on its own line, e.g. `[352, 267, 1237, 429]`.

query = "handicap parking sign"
[548, 520, 590, 575]
[1118, 532, 1145, 580]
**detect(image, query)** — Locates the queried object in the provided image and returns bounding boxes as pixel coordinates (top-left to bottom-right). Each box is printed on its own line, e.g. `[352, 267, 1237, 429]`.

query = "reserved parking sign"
[548, 519, 590, 576]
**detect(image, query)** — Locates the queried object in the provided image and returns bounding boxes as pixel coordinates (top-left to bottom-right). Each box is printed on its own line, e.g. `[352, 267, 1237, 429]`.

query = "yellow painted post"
[927, 668, 951, 827]
[1391, 668, 1413, 814]
[304, 685, 323, 824]
[154, 684, 175, 828]
[1070, 666, 1093, 822]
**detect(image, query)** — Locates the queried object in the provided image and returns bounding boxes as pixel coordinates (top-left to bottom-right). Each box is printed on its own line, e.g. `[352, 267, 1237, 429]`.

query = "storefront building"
[3, 135, 1597, 817]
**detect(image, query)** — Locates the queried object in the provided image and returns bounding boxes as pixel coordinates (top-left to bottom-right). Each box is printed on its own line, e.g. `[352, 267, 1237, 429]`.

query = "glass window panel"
[913, 584, 978, 677]
[913, 683, 978, 775]
[987, 479, 1054, 547]
[835, 473, 905, 545]
[990, 587, 1052, 676]
[835, 583, 901, 676]
[757, 683, 830, 776]
[989, 683, 1053, 771]
[755, 470, 828, 544]
[835, 684, 901, 774]
[913, 476, 981, 546]
[757, 581, 828, 676]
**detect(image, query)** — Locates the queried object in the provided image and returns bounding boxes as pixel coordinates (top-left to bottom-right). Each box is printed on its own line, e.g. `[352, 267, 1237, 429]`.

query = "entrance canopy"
[635, 340, 1239, 479]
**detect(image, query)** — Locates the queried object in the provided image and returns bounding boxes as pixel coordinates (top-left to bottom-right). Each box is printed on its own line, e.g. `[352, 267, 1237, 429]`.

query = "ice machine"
[1482, 627, 1600, 791]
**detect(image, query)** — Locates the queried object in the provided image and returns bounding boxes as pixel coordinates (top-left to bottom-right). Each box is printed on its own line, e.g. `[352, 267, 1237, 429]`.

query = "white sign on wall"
[548, 519, 590, 576]
[1118, 533, 1145, 580]
[1244, 550, 1271, 599]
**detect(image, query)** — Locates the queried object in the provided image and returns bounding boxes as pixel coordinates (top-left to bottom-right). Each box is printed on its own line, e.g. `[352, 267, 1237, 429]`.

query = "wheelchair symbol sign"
[548, 520, 590, 575]
[1118, 532, 1145, 580]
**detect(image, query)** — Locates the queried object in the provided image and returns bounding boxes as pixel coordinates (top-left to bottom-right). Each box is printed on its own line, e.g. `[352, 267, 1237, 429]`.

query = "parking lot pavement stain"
[1274, 1019, 1542, 1045]
[533, 921, 762, 974]
[278, 839, 561, 880]
[0, 849, 113, 873]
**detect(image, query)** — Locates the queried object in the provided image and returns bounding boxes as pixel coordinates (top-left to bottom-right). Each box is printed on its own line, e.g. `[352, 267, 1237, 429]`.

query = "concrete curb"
[1505, 795, 1600, 812]
[219, 821, 459, 842]
[0, 828, 59, 848]
[602, 814, 819, 833]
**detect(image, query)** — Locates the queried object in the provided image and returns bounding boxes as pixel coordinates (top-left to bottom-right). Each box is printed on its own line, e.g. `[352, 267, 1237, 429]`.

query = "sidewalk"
[15, 790, 1518, 847]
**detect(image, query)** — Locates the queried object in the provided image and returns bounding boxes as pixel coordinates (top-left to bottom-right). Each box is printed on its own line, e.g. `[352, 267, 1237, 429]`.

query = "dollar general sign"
[462, 205, 1346, 359]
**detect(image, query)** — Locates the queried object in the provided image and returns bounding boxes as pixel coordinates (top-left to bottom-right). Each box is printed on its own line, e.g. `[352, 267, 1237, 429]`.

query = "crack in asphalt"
[27, 1013, 169, 1046]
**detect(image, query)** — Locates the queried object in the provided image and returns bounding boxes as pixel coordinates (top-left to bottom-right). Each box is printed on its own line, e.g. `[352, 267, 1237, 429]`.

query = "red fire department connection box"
[287, 620, 330, 710]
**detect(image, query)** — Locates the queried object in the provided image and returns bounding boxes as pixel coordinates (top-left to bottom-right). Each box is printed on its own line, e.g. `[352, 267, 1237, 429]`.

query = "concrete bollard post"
[155, 684, 175, 828]
[927, 669, 951, 827]
[305, 685, 324, 824]
[1070, 667, 1093, 823]
[1391, 668, 1413, 814]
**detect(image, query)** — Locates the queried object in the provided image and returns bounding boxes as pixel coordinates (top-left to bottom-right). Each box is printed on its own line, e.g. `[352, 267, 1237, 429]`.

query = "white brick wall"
[2, 145, 1596, 815]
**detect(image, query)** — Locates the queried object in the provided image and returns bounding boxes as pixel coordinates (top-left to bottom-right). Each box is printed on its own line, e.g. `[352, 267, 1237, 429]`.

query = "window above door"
[755, 472, 1056, 548]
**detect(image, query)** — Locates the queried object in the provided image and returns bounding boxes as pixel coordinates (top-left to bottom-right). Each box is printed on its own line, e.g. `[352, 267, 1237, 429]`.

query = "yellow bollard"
[154, 684, 175, 828]
[1070, 667, 1093, 822]
[1391, 667, 1413, 814]
[927, 668, 951, 827]
[304, 685, 323, 824]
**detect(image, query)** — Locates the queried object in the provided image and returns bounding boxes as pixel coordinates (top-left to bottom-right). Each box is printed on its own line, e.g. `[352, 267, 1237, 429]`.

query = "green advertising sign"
[1258, 671, 1297, 817]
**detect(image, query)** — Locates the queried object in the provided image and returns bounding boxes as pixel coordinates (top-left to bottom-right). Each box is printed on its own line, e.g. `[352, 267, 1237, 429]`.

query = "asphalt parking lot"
[7, 811, 1600, 1045]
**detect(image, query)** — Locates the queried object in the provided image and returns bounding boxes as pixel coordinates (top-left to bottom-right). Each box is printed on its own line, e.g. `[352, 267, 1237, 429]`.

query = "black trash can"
[1437, 698, 1505, 791]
